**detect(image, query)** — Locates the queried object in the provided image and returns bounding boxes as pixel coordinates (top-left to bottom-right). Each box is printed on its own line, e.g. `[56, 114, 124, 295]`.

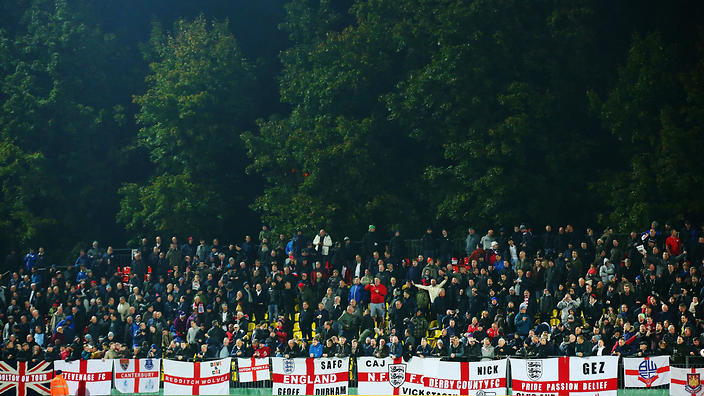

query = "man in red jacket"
[365, 277, 387, 326]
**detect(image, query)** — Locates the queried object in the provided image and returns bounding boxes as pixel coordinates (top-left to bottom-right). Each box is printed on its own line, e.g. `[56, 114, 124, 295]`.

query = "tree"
[245, 0, 621, 237]
[592, 32, 704, 228]
[0, 0, 134, 257]
[244, 0, 433, 238]
[120, 17, 259, 241]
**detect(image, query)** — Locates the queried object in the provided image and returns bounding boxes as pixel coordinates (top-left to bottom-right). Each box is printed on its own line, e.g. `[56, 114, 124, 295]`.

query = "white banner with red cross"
[510, 356, 618, 396]
[163, 358, 230, 395]
[271, 357, 349, 395]
[357, 357, 506, 395]
[623, 356, 670, 388]
[237, 358, 270, 382]
[671, 366, 704, 396]
[113, 358, 161, 393]
[53, 359, 113, 396]
[0, 361, 53, 396]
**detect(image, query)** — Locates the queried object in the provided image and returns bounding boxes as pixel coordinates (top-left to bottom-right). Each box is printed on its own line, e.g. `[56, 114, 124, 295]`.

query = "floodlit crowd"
[2, 220, 704, 363]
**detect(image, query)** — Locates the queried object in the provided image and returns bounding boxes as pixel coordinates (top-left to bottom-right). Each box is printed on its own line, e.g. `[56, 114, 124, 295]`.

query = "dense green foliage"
[118, 18, 259, 242]
[0, 0, 703, 259]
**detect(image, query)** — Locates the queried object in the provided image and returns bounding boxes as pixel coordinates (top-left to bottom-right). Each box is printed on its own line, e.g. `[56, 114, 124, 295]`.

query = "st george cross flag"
[113, 358, 161, 393]
[237, 358, 270, 382]
[0, 361, 53, 396]
[163, 358, 230, 395]
[671, 367, 704, 396]
[510, 356, 619, 396]
[271, 357, 349, 395]
[357, 357, 506, 395]
[623, 356, 670, 387]
[53, 360, 113, 396]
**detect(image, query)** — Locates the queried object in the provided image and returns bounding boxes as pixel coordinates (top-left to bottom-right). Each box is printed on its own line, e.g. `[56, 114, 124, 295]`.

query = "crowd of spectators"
[2, 220, 704, 364]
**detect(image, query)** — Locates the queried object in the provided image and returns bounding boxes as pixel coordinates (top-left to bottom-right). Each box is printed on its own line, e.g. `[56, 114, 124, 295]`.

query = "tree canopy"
[0, 0, 703, 259]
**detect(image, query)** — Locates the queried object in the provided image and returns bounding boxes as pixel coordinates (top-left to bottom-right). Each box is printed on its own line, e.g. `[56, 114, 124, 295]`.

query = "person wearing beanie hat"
[362, 224, 380, 259]
[50, 370, 69, 396]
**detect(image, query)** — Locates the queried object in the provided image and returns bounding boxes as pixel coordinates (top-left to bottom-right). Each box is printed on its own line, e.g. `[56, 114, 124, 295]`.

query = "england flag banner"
[271, 357, 349, 395]
[671, 367, 704, 396]
[237, 358, 270, 382]
[163, 358, 230, 395]
[510, 356, 618, 396]
[0, 361, 53, 396]
[53, 359, 113, 396]
[623, 356, 670, 388]
[357, 357, 506, 395]
[113, 358, 161, 393]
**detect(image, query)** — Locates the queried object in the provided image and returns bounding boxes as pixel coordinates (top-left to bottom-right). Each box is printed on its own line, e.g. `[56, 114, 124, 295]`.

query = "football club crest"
[637, 359, 658, 386]
[686, 373, 702, 394]
[145, 358, 154, 370]
[120, 359, 130, 371]
[283, 359, 295, 374]
[388, 363, 406, 388]
[475, 391, 496, 396]
[526, 360, 543, 381]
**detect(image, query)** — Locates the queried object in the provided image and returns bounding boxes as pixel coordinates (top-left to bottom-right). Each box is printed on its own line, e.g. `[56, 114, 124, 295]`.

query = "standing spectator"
[599, 258, 616, 285]
[438, 229, 452, 265]
[364, 278, 387, 326]
[362, 225, 381, 260]
[557, 293, 580, 323]
[666, 229, 683, 256]
[312, 229, 333, 264]
[181, 236, 196, 258]
[131, 252, 146, 280]
[166, 243, 182, 274]
[481, 230, 496, 250]
[24, 248, 37, 272]
[389, 231, 405, 265]
[421, 228, 436, 259]
[465, 227, 480, 258]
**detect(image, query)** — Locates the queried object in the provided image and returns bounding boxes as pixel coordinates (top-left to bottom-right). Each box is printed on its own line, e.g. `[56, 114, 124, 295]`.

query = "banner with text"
[271, 357, 349, 395]
[113, 358, 161, 393]
[671, 367, 704, 396]
[357, 357, 506, 395]
[510, 356, 618, 396]
[623, 356, 670, 388]
[54, 359, 113, 396]
[237, 358, 270, 382]
[0, 361, 52, 396]
[163, 358, 230, 395]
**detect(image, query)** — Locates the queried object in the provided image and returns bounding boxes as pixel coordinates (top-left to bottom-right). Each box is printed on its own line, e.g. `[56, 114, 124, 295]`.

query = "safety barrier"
[3, 355, 699, 395]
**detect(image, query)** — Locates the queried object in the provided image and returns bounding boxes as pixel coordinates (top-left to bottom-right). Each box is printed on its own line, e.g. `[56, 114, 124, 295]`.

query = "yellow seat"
[430, 320, 438, 328]
[312, 322, 316, 330]
[248, 322, 256, 331]
[293, 331, 302, 339]
[293, 323, 300, 332]
[295, 313, 300, 321]
[433, 330, 442, 338]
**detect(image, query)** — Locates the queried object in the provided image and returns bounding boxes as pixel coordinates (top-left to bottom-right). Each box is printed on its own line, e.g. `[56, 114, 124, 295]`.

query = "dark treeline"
[0, 0, 703, 261]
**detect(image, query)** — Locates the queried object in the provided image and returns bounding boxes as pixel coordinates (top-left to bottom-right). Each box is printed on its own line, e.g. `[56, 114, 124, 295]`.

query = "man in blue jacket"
[348, 277, 364, 305]
[389, 335, 403, 359]
[309, 337, 323, 357]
